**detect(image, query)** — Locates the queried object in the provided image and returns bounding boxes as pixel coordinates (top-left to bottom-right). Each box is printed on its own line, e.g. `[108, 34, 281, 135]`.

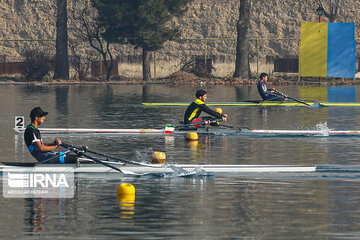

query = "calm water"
[1, 84, 360, 239]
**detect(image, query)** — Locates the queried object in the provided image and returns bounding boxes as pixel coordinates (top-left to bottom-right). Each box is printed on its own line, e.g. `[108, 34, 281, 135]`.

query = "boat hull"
[13, 127, 360, 136]
[142, 101, 360, 107]
[14, 127, 166, 135]
[0, 162, 316, 174]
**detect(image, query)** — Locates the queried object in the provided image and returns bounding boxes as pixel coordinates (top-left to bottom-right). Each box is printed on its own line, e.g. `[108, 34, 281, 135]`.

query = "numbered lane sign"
[15, 116, 25, 130]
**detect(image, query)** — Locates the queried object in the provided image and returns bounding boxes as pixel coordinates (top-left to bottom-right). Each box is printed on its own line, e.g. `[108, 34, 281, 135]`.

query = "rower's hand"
[222, 114, 228, 122]
[276, 91, 287, 98]
[54, 138, 62, 147]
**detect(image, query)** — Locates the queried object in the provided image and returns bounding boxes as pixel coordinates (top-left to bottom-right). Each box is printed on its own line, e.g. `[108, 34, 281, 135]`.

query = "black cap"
[259, 73, 268, 79]
[30, 107, 48, 118]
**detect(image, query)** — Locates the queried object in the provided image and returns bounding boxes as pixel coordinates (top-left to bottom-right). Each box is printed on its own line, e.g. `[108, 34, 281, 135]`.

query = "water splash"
[315, 122, 330, 136]
[134, 149, 213, 178]
[169, 165, 214, 177]
[135, 148, 154, 162]
[309, 102, 325, 108]
[142, 165, 214, 178]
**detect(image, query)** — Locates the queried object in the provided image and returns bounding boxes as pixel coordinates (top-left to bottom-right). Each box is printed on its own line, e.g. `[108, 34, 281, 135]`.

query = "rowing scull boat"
[0, 161, 316, 174]
[3, 161, 360, 179]
[14, 127, 167, 135]
[13, 126, 360, 136]
[142, 101, 360, 107]
[14, 116, 360, 136]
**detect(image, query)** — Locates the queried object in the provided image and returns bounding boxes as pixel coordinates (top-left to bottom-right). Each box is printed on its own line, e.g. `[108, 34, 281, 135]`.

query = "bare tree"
[53, 0, 69, 80]
[316, 0, 341, 22]
[70, 0, 114, 81]
[68, 39, 93, 81]
[233, 0, 252, 79]
[93, 0, 191, 82]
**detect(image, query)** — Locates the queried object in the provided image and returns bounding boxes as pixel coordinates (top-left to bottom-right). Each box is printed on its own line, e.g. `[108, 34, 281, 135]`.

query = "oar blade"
[309, 101, 327, 108]
[119, 168, 143, 176]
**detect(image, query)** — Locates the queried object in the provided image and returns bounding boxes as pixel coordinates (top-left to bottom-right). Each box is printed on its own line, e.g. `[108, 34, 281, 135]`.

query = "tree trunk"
[54, 0, 69, 80]
[233, 0, 252, 79]
[103, 42, 113, 81]
[142, 48, 151, 81]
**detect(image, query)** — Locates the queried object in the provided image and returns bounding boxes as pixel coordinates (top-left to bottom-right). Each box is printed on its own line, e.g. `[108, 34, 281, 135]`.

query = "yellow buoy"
[117, 183, 135, 196]
[214, 108, 223, 115]
[152, 151, 166, 164]
[186, 132, 198, 141]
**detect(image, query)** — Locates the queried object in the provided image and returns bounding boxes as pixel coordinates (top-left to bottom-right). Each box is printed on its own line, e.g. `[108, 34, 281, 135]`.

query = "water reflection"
[117, 193, 135, 221]
[26, 197, 68, 234]
[28, 198, 46, 233]
[55, 87, 69, 126]
[184, 135, 233, 163]
[186, 137, 206, 163]
[328, 86, 356, 102]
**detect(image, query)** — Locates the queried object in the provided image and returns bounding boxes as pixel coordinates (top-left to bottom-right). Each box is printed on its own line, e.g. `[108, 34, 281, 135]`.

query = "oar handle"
[273, 90, 287, 97]
[61, 142, 87, 152]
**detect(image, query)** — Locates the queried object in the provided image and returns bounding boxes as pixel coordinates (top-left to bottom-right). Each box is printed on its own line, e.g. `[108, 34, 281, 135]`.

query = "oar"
[273, 90, 312, 106]
[61, 143, 207, 177]
[218, 124, 251, 130]
[61, 142, 155, 168]
[61, 143, 142, 175]
[78, 152, 141, 175]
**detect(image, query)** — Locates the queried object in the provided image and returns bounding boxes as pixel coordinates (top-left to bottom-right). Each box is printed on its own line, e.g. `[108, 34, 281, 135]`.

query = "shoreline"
[1, 79, 359, 86]
[0, 71, 359, 86]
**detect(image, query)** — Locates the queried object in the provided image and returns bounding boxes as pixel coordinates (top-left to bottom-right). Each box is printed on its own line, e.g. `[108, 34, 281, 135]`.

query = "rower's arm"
[34, 139, 61, 152]
[199, 104, 223, 119]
